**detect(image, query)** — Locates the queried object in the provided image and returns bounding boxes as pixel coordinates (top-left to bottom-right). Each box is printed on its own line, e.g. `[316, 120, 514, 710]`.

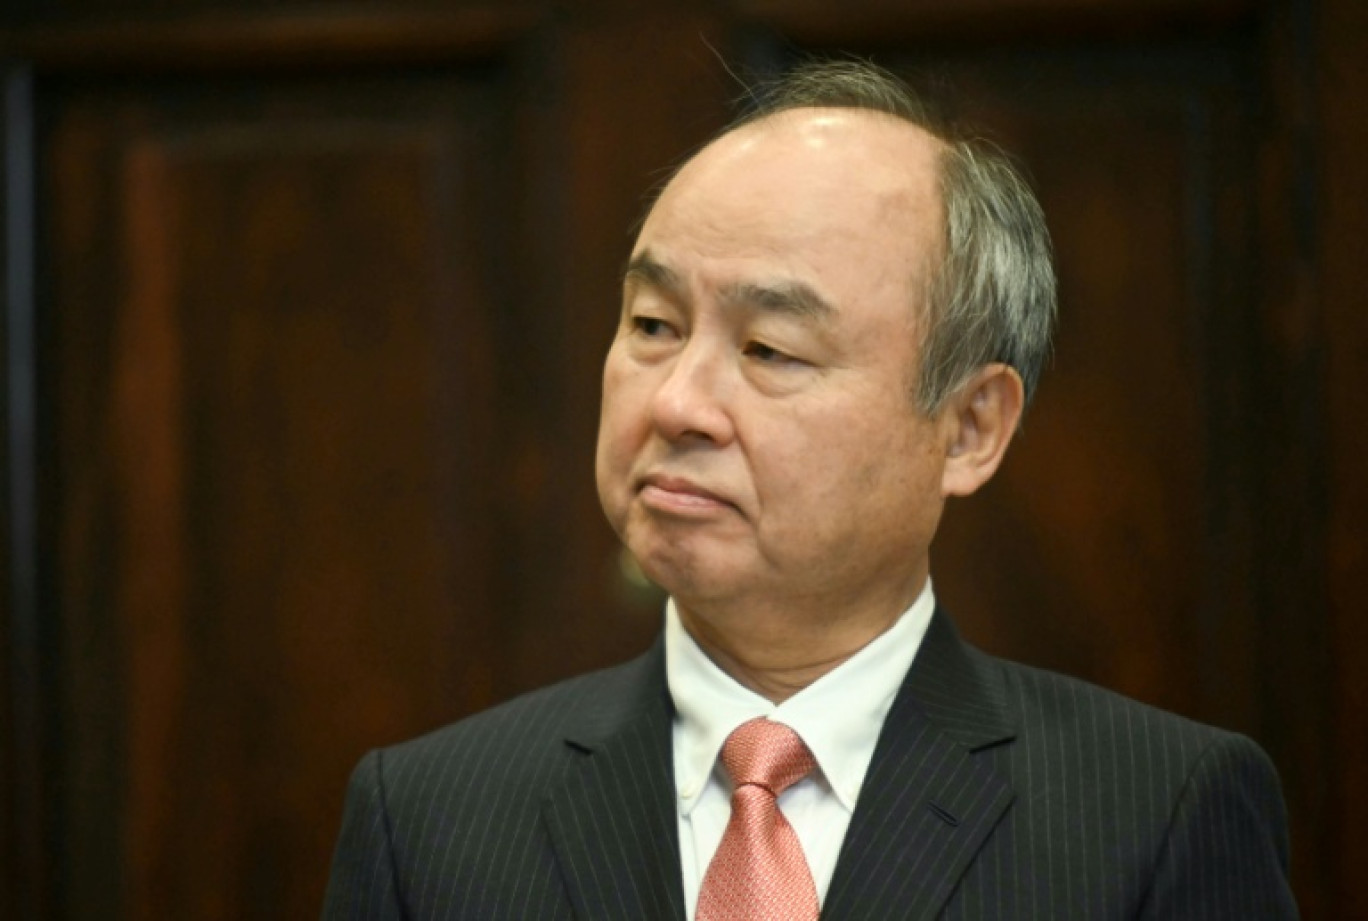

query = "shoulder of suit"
[975, 646, 1273, 771]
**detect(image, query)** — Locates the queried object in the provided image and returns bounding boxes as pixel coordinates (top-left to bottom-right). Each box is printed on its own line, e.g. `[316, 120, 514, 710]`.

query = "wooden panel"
[10, 0, 521, 27]
[1320, 0, 1368, 912]
[2, 61, 48, 921]
[3, 8, 541, 73]
[47, 73, 507, 919]
[1245, 1, 1333, 913]
[737, 0, 1255, 45]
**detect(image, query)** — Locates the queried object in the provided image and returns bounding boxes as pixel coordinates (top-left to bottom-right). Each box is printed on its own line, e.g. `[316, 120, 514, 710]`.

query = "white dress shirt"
[665, 582, 936, 920]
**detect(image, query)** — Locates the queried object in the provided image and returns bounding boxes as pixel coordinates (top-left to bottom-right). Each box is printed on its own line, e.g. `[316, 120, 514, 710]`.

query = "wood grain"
[49, 75, 507, 919]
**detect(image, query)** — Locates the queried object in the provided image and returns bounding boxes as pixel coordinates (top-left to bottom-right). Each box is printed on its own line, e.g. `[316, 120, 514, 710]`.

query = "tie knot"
[720, 718, 816, 796]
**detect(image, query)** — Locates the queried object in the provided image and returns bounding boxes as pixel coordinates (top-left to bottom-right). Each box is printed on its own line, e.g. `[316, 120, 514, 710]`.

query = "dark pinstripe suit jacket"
[323, 608, 1297, 919]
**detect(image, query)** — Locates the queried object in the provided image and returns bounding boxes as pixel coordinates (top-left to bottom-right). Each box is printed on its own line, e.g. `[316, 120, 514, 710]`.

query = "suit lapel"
[541, 643, 687, 921]
[822, 608, 1017, 920]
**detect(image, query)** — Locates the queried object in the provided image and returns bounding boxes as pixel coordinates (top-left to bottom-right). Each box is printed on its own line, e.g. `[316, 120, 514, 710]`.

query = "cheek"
[598, 350, 632, 432]
[747, 420, 861, 521]
[763, 409, 938, 520]
[596, 359, 651, 492]
[595, 415, 634, 537]
[595, 407, 631, 492]
[598, 386, 638, 458]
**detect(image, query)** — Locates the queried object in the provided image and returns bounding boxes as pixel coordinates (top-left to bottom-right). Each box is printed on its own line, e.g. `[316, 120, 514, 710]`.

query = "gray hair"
[727, 60, 1057, 413]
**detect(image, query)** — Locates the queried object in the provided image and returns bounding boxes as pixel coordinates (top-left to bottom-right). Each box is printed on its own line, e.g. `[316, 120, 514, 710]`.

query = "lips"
[638, 473, 736, 514]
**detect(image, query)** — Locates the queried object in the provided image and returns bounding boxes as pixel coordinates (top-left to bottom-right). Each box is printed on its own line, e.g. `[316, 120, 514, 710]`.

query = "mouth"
[637, 473, 736, 515]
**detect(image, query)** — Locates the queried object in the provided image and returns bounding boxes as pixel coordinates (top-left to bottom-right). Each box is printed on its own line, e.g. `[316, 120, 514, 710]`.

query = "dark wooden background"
[1, 0, 1362, 918]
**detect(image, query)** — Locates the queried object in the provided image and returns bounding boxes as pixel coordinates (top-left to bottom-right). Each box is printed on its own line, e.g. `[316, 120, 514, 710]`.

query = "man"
[324, 61, 1296, 919]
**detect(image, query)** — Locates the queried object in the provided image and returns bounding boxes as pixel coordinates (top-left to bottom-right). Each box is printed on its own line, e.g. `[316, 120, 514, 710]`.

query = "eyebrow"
[622, 251, 681, 292]
[623, 250, 835, 323]
[720, 280, 834, 323]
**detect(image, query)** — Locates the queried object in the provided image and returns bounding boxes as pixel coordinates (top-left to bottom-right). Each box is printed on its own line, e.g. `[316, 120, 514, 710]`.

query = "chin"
[622, 510, 757, 597]
[628, 544, 690, 596]
[636, 552, 750, 608]
[629, 540, 698, 594]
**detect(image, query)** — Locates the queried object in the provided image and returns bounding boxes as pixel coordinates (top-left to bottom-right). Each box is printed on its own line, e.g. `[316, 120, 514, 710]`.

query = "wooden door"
[2, 1, 1362, 917]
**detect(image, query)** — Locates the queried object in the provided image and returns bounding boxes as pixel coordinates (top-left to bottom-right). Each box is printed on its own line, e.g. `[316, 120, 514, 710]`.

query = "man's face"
[596, 109, 954, 622]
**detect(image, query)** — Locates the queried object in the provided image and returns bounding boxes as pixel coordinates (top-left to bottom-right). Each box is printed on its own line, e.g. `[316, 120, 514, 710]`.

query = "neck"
[676, 582, 923, 703]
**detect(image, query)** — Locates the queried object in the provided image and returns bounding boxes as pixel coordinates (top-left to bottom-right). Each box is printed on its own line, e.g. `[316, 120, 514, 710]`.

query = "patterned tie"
[696, 718, 820, 921]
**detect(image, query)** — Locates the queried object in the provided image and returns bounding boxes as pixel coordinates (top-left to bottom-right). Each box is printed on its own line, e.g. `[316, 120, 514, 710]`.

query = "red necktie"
[696, 718, 820, 921]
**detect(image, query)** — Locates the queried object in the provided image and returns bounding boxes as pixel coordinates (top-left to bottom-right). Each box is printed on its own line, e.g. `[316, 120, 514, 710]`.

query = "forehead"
[634, 109, 945, 300]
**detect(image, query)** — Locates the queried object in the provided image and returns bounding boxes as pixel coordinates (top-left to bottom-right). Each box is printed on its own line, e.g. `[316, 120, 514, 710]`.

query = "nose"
[649, 341, 736, 445]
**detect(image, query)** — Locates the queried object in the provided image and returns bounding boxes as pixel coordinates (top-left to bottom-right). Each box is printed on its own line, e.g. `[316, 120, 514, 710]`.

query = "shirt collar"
[666, 582, 936, 815]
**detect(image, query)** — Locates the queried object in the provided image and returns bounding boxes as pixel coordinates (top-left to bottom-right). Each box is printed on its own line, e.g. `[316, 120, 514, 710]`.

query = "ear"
[940, 363, 1025, 498]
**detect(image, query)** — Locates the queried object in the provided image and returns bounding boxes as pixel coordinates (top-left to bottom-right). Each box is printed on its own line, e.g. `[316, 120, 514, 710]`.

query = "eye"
[744, 341, 798, 365]
[632, 316, 674, 338]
